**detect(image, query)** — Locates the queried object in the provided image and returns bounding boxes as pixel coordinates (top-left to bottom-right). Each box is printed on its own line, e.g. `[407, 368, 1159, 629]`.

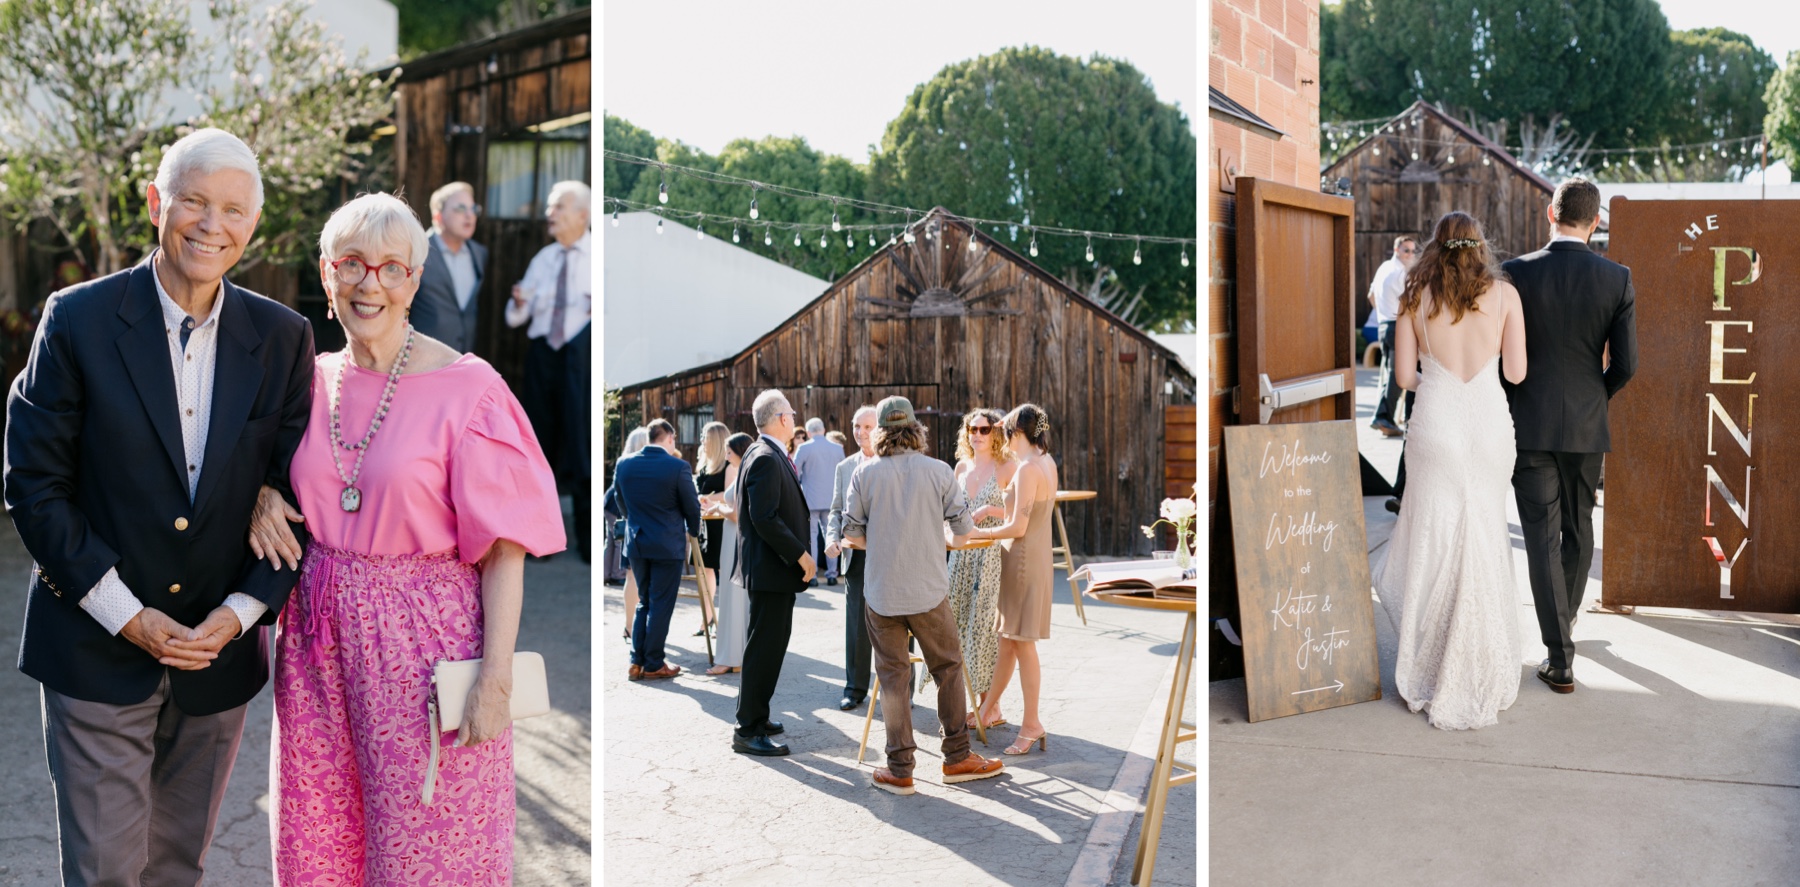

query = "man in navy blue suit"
[613, 418, 702, 681]
[4, 128, 313, 886]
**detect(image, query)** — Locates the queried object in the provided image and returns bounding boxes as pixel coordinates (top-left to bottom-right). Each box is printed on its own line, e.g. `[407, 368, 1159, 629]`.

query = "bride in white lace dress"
[1373, 211, 1529, 731]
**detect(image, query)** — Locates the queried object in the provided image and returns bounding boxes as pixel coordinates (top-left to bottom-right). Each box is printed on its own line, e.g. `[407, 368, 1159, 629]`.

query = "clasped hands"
[122, 605, 240, 670]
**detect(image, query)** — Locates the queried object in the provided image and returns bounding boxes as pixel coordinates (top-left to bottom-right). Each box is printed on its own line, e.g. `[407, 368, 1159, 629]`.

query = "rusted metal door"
[1233, 178, 1357, 424]
[1606, 198, 1799, 614]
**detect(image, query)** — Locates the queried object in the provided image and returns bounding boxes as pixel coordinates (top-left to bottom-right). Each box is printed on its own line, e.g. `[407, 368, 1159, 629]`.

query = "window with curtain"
[486, 124, 591, 220]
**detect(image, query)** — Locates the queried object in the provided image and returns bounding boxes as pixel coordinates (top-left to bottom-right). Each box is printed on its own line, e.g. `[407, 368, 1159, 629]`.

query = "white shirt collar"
[556, 230, 592, 256]
[150, 253, 225, 330]
[1551, 233, 1589, 245]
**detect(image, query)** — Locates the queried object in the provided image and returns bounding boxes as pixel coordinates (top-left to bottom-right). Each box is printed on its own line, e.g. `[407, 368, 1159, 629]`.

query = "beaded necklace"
[329, 324, 414, 512]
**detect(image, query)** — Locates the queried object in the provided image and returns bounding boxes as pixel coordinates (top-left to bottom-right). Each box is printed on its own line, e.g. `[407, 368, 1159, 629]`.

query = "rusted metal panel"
[1606, 198, 1799, 613]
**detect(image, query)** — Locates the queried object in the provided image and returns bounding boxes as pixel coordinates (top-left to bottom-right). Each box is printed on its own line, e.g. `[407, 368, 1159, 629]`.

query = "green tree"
[389, 0, 588, 59]
[1766, 51, 1800, 168]
[866, 47, 1197, 330]
[603, 114, 656, 199]
[1322, 0, 1671, 148]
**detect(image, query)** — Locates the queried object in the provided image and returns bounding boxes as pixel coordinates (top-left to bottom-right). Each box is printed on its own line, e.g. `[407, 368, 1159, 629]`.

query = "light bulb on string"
[1482, 153, 1490, 166]
[697, 221, 705, 240]
[732, 225, 740, 243]
[655, 214, 664, 234]
[846, 232, 855, 249]
[764, 226, 773, 246]
[1028, 230, 1038, 257]
[1085, 236, 1094, 263]
[749, 186, 760, 220]
[1180, 245, 1190, 267]
[819, 231, 828, 249]
[611, 206, 619, 226]
[831, 205, 841, 232]
[968, 231, 979, 253]
[868, 231, 876, 247]
[1132, 238, 1142, 266]
[794, 231, 802, 247]
[657, 171, 668, 205]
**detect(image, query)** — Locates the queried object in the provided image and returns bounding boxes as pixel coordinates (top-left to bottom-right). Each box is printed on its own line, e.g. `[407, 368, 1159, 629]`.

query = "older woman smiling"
[254, 193, 565, 885]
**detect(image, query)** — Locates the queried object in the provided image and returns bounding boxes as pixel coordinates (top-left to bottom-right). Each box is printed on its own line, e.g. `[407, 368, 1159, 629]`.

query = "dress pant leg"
[1557, 452, 1605, 617]
[905, 599, 971, 767]
[844, 551, 871, 696]
[144, 694, 246, 887]
[736, 588, 795, 736]
[864, 606, 917, 778]
[1376, 322, 1401, 423]
[1513, 450, 1575, 669]
[520, 339, 561, 474]
[634, 558, 683, 672]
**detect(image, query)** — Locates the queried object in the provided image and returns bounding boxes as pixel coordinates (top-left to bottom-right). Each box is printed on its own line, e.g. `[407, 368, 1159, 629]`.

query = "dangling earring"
[326, 298, 335, 320]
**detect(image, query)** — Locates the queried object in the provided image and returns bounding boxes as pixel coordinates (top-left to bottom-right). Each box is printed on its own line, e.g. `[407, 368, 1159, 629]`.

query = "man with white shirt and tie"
[508, 179, 592, 561]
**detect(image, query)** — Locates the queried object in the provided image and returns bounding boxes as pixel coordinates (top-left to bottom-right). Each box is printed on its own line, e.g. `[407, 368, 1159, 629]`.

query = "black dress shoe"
[1537, 660, 1575, 693]
[733, 734, 790, 756]
[809, 578, 820, 588]
[761, 719, 785, 735]
[838, 694, 866, 711]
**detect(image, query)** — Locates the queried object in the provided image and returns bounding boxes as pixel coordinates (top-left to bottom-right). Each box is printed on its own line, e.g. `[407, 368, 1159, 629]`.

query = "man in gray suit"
[825, 405, 877, 709]
[792, 416, 843, 586]
[413, 181, 487, 353]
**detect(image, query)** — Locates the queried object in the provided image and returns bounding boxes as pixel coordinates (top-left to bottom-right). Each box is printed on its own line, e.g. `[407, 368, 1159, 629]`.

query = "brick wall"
[1207, 0, 1322, 519]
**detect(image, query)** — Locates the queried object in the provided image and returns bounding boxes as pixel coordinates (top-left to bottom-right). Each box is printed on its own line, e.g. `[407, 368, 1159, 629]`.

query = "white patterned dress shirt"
[79, 262, 268, 638]
[504, 231, 591, 346]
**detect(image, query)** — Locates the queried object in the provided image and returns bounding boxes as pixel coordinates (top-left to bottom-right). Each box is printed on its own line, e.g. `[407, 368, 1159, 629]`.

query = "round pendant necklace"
[329, 325, 414, 512]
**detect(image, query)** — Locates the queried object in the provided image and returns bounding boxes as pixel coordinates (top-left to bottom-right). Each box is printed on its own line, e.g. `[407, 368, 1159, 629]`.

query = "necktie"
[548, 247, 571, 350]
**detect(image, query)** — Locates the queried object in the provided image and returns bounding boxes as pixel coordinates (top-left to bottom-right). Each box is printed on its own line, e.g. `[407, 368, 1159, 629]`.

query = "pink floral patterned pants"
[272, 543, 514, 885]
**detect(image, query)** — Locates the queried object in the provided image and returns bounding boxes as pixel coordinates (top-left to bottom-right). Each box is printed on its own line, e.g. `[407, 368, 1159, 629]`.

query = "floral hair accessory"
[1443, 238, 1481, 249]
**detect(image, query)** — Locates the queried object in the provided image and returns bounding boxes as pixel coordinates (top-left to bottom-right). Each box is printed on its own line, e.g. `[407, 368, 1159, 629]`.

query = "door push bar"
[1257, 369, 1349, 424]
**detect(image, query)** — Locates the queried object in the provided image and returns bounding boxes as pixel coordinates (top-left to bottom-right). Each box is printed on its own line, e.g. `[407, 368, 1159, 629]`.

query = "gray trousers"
[42, 675, 247, 887]
[807, 509, 839, 579]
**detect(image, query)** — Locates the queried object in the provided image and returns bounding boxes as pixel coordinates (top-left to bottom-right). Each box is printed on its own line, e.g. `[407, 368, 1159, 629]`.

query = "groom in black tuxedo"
[1501, 178, 1636, 693]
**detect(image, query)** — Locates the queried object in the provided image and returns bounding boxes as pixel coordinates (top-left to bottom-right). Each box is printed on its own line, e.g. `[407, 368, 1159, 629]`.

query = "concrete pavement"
[602, 562, 1196, 886]
[1209, 367, 1800, 886]
[0, 505, 590, 885]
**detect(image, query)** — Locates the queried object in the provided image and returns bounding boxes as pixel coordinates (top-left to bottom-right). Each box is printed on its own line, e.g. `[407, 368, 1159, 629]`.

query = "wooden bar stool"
[676, 535, 716, 666]
[1053, 491, 1097, 625]
[856, 647, 994, 763]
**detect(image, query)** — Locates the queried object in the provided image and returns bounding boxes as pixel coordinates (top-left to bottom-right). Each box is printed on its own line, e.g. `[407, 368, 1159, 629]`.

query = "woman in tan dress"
[969, 404, 1058, 754]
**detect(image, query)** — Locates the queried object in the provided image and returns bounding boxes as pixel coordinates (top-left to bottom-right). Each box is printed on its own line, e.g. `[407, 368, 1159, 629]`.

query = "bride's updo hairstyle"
[1399, 210, 1500, 324]
[1003, 403, 1052, 453]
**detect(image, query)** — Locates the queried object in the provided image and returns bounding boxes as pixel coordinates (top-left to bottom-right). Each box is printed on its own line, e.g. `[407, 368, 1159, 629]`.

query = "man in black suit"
[412, 181, 487, 353]
[1502, 177, 1636, 694]
[731, 388, 817, 756]
[4, 128, 313, 885]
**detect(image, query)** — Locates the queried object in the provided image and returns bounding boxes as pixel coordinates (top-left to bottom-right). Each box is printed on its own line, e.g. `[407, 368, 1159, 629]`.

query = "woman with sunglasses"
[248, 193, 566, 884]
[925, 409, 1017, 728]
[968, 404, 1058, 754]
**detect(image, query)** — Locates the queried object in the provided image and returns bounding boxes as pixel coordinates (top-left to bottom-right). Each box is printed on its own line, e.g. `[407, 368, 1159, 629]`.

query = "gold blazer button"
[169, 584, 181, 594]
[174, 517, 189, 531]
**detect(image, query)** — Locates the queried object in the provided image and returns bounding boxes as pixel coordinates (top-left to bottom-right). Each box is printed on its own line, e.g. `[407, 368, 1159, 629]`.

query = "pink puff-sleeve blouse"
[291, 352, 566, 561]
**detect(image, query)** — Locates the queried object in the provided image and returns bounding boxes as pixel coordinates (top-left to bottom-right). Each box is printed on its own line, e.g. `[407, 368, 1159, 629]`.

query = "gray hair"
[319, 193, 430, 267]
[547, 180, 591, 212]
[852, 405, 877, 423]
[805, 417, 825, 436]
[622, 426, 650, 457]
[752, 389, 790, 429]
[429, 181, 475, 217]
[154, 128, 264, 213]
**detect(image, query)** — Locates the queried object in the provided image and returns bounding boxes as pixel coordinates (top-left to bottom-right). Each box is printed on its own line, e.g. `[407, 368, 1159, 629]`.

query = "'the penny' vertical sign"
[1608, 198, 1800, 614]
[1223, 421, 1381, 721]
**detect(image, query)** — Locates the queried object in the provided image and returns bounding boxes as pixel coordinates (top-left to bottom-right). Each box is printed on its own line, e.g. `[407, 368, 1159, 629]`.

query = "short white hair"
[547, 180, 591, 212]
[852, 405, 878, 423]
[319, 193, 430, 267]
[154, 128, 264, 213]
[805, 417, 825, 436]
[752, 389, 790, 429]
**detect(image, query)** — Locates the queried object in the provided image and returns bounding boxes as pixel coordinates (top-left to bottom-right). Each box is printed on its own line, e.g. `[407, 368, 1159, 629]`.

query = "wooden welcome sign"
[1222, 420, 1381, 721]
[1606, 198, 1800, 613]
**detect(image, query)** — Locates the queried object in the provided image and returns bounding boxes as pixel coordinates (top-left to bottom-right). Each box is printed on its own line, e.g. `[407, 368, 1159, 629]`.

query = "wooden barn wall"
[1325, 114, 1552, 330]
[624, 230, 1194, 558]
[394, 29, 590, 392]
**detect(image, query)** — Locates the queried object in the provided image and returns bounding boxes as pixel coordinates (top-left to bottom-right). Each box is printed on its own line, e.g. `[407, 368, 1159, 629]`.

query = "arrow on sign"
[1291, 680, 1344, 696]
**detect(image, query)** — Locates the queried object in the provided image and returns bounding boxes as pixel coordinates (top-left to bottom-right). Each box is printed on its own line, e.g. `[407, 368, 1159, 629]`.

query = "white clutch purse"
[423, 652, 551, 803]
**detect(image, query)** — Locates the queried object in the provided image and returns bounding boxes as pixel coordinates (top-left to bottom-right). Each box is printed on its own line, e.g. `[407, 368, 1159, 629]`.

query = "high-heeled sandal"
[705, 664, 740, 676]
[1003, 730, 1048, 755]
[965, 711, 1007, 730]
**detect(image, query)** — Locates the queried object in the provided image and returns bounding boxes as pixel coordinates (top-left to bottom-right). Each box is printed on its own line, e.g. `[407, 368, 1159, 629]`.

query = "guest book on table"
[1072, 560, 1196, 600]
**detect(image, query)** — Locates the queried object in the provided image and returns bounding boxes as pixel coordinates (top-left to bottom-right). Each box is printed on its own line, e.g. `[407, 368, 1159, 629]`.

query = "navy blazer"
[734, 437, 810, 593]
[4, 260, 315, 715]
[412, 233, 487, 354]
[1501, 240, 1637, 453]
[612, 446, 701, 562]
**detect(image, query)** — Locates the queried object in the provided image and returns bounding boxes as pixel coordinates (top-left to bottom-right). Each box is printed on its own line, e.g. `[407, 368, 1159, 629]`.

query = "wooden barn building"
[615, 208, 1198, 559]
[1324, 101, 1554, 329]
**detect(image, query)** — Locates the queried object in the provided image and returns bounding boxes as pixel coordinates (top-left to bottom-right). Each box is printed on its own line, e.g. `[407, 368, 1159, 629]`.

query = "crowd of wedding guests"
[605, 391, 1061, 793]
[2, 127, 590, 883]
